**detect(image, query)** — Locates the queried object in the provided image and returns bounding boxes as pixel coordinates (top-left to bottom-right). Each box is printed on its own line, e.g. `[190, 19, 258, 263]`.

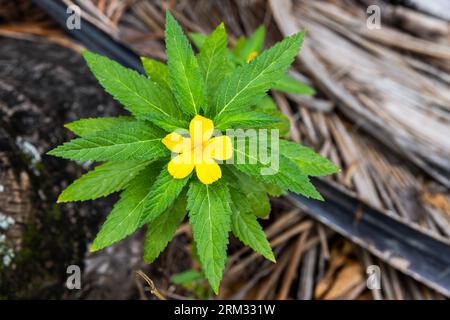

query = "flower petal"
[204, 135, 233, 161]
[246, 50, 258, 63]
[189, 115, 214, 146]
[195, 160, 222, 185]
[168, 151, 195, 179]
[162, 132, 191, 153]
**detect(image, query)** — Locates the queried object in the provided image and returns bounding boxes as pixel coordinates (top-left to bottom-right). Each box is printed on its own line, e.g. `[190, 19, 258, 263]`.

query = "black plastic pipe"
[32, 0, 144, 73]
[290, 178, 450, 297]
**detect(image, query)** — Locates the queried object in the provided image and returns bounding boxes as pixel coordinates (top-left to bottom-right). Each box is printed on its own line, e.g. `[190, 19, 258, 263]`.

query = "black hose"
[32, 0, 144, 73]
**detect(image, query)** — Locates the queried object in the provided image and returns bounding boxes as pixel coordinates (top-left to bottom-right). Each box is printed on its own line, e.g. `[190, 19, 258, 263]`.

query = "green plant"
[48, 11, 338, 294]
[190, 25, 315, 138]
[190, 24, 315, 96]
[171, 269, 212, 299]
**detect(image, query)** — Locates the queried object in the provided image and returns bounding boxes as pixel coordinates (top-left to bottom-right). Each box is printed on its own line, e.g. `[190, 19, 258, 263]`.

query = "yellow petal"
[162, 132, 191, 153]
[246, 51, 258, 63]
[195, 160, 222, 185]
[189, 115, 214, 146]
[168, 151, 195, 179]
[204, 135, 233, 161]
[192, 145, 205, 164]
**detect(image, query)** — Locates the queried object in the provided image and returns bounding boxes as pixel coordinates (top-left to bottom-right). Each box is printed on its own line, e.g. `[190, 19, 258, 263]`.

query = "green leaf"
[239, 25, 265, 62]
[166, 11, 207, 115]
[48, 121, 168, 161]
[64, 116, 135, 137]
[232, 181, 271, 218]
[91, 164, 162, 251]
[272, 74, 316, 95]
[228, 187, 252, 213]
[141, 57, 170, 89]
[252, 96, 290, 136]
[58, 161, 151, 203]
[232, 36, 247, 59]
[187, 181, 232, 294]
[212, 32, 304, 118]
[248, 192, 271, 218]
[224, 167, 272, 218]
[82, 51, 178, 119]
[189, 32, 207, 49]
[280, 140, 339, 176]
[259, 110, 290, 138]
[232, 136, 323, 200]
[231, 202, 275, 262]
[171, 270, 204, 285]
[215, 111, 280, 130]
[140, 112, 189, 132]
[237, 156, 323, 200]
[262, 181, 285, 197]
[198, 23, 231, 108]
[140, 167, 190, 224]
[253, 95, 278, 112]
[144, 193, 187, 263]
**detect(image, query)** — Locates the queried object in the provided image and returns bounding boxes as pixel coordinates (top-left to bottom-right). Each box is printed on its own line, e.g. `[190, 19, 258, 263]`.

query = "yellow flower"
[246, 50, 258, 63]
[162, 115, 233, 185]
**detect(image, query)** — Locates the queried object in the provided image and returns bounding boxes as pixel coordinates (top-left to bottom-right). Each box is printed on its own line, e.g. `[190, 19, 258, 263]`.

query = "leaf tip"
[46, 147, 58, 157]
[211, 283, 220, 295]
[81, 49, 94, 60]
[143, 256, 155, 264]
[315, 193, 325, 201]
[90, 239, 104, 253]
[165, 9, 174, 23]
[256, 25, 266, 36]
[56, 195, 65, 204]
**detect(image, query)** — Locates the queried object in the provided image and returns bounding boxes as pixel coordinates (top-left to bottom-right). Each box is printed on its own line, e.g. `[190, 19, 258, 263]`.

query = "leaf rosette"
[49, 11, 338, 294]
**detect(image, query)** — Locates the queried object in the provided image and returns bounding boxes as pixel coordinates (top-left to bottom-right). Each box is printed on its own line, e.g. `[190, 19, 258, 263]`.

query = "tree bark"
[0, 37, 119, 298]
